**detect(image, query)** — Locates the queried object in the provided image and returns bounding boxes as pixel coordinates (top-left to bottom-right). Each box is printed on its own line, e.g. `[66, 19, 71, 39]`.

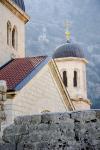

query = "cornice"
[54, 57, 88, 64]
[1, 0, 30, 23]
[71, 98, 91, 105]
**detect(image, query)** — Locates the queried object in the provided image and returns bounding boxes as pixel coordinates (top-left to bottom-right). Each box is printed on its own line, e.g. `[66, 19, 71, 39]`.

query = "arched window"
[12, 26, 17, 50]
[63, 71, 67, 87]
[73, 71, 78, 87]
[7, 21, 11, 45]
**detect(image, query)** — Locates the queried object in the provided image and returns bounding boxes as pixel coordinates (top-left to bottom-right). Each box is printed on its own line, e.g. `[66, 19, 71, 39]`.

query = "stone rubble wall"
[0, 110, 100, 150]
[0, 101, 6, 120]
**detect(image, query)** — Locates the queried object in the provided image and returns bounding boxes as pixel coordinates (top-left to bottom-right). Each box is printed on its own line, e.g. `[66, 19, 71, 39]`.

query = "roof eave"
[7, 90, 18, 95]
[53, 57, 88, 64]
[1, 0, 30, 23]
[14, 56, 51, 91]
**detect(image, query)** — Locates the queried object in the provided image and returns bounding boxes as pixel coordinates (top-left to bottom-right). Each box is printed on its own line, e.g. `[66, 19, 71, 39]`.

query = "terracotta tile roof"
[0, 56, 47, 91]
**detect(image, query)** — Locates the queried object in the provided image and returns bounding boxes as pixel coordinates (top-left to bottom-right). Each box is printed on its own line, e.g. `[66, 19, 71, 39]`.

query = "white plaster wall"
[0, 2, 25, 66]
[56, 59, 87, 100]
[4, 65, 66, 126]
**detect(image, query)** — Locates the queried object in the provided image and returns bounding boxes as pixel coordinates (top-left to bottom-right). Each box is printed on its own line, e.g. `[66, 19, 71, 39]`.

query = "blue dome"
[53, 42, 85, 59]
[12, 0, 25, 11]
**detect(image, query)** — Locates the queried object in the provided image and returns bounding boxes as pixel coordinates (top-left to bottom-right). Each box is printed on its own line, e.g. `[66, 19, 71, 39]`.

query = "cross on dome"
[64, 21, 72, 42]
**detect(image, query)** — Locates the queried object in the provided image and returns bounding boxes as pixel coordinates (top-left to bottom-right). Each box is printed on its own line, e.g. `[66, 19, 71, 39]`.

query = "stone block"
[3, 124, 15, 136]
[71, 110, 96, 122]
[95, 109, 100, 119]
[31, 114, 41, 125]
[2, 134, 19, 144]
[0, 110, 100, 149]
[3, 124, 30, 144]
[34, 123, 50, 131]
[14, 116, 32, 125]
[22, 143, 36, 150]
[36, 142, 50, 150]
[17, 143, 24, 150]
[41, 112, 71, 124]
[21, 132, 41, 143]
[0, 111, 6, 120]
[0, 143, 15, 150]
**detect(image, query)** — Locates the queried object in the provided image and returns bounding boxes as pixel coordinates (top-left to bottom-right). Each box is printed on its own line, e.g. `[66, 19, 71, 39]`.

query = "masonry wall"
[0, 2, 25, 66]
[56, 58, 87, 100]
[1, 99, 13, 131]
[3, 65, 66, 128]
[0, 110, 100, 150]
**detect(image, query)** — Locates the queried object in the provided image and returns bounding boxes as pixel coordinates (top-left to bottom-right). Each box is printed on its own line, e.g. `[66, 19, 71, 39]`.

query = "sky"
[24, 0, 100, 108]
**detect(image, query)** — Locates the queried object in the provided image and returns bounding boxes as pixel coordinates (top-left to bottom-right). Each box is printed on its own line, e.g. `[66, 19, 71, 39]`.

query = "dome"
[53, 42, 85, 59]
[12, 0, 25, 11]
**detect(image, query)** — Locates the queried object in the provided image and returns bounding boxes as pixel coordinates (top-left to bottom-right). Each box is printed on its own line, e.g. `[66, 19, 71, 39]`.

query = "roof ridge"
[15, 55, 47, 60]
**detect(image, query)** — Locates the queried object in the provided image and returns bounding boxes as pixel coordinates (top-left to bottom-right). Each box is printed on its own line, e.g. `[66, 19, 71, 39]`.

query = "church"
[0, 0, 91, 129]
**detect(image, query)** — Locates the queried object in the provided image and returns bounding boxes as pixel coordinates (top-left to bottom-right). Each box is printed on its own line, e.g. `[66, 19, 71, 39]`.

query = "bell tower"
[52, 22, 91, 110]
[0, 0, 29, 66]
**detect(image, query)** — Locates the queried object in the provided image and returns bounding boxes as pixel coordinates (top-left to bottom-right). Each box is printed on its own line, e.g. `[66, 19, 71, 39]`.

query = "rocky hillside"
[24, 0, 100, 108]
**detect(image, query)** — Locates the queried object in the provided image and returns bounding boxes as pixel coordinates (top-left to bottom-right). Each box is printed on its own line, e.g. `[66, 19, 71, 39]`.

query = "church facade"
[0, 0, 90, 130]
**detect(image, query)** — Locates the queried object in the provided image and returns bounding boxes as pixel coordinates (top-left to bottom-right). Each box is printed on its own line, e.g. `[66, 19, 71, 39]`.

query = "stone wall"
[56, 59, 87, 101]
[0, 110, 100, 150]
[0, 102, 6, 141]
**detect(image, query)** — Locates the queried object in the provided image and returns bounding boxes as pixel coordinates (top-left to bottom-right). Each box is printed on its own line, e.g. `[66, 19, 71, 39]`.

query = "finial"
[64, 21, 71, 42]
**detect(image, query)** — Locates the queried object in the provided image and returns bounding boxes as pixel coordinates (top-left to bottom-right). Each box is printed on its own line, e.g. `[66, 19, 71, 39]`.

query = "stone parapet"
[0, 110, 100, 150]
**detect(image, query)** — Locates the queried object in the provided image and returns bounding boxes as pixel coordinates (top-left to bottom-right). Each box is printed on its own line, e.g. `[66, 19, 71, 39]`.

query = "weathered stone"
[23, 132, 41, 143]
[41, 112, 71, 124]
[35, 123, 50, 131]
[3, 124, 15, 137]
[14, 116, 32, 125]
[71, 110, 96, 122]
[24, 143, 36, 150]
[0, 143, 15, 150]
[31, 114, 41, 125]
[95, 109, 100, 119]
[16, 143, 24, 150]
[36, 142, 51, 150]
[3, 124, 29, 144]
[0, 110, 100, 150]
[2, 134, 19, 144]
[0, 111, 6, 120]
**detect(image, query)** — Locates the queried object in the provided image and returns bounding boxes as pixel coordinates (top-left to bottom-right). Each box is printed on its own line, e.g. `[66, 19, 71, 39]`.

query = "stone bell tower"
[0, 0, 29, 66]
[52, 23, 91, 110]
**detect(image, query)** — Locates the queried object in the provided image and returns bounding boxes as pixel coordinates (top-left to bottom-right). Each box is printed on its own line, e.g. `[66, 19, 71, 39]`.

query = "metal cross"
[64, 20, 71, 32]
